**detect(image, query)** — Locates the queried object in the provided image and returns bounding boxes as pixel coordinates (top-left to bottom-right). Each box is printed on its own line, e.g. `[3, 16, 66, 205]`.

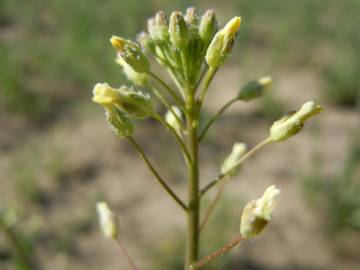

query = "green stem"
[200, 137, 272, 197]
[148, 71, 184, 109]
[198, 66, 217, 109]
[127, 136, 187, 211]
[149, 86, 185, 130]
[152, 113, 192, 164]
[198, 97, 238, 142]
[184, 89, 200, 270]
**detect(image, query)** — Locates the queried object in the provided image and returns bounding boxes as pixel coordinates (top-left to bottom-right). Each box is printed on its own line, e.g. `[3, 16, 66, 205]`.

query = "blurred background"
[0, 0, 359, 269]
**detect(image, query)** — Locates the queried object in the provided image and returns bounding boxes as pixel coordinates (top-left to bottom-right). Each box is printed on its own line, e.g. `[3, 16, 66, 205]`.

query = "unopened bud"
[238, 76, 272, 101]
[199, 9, 218, 45]
[165, 106, 183, 136]
[155, 11, 169, 41]
[137, 31, 154, 52]
[96, 202, 119, 239]
[169, 11, 189, 49]
[92, 83, 154, 119]
[185, 7, 198, 25]
[240, 185, 280, 238]
[220, 143, 247, 176]
[270, 101, 323, 142]
[206, 16, 241, 67]
[116, 54, 148, 86]
[110, 36, 150, 73]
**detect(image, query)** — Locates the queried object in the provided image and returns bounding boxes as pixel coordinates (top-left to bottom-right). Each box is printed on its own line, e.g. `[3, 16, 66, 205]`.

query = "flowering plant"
[92, 7, 322, 270]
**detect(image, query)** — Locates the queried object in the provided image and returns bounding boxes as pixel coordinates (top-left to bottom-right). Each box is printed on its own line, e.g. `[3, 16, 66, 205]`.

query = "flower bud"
[116, 54, 148, 86]
[269, 101, 323, 142]
[169, 11, 189, 49]
[155, 11, 169, 41]
[96, 202, 119, 239]
[110, 36, 150, 73]
[185, 7, 198, 25]
[92, 83, 154, 119]
[240, 185, 280, 238]
[238, 76, 272, 101]
[206, 16, 241, 67]
[220, 142, 247, 176]
[199, 9, 218, 45]
[137, 31, 154, 52]
[165, 106, 183, 136]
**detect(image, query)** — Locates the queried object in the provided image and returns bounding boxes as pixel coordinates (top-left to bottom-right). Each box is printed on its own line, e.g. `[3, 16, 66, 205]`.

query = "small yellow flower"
[221, 16, 241, 37]
[92, 83, 153, 119]
[96, 202, 119, 239]
[240, 185, 280, 238]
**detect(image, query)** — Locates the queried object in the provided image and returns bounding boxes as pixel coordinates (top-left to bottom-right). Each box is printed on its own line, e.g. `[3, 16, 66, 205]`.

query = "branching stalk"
[190, 234, 243, 269]
[127, 136, 187, 211]
[198, 97, 238, 142]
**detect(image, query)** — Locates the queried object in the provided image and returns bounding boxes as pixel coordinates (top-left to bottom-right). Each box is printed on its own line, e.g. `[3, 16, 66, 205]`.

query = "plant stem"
[200, 179, 226, 232]
[198, 66, 217, 107]
[115, 238, 139, 270]
[190, 234, 243, 269]
[148, 71, 184, 109]
[185, 88, 200, 270]
[200, 137, 273, 196]
[127, 136, 187, 211]
[198, 97, 238, 142]
[152, 113, 192, 164]
[149, 87, 185, 130]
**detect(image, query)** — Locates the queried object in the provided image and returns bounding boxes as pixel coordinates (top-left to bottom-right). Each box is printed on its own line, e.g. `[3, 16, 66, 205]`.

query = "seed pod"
[220, 142, 247, 176]
[110, 36, 150, 73]
[96, 202, 120, 239]
[106, 109, 134, 137]
[269, 101, 323, 142]
[199, 9, 218, 45]
[169, 11, 189, 49]
[205, 16, 241, 67]
[240, 185, 280, 238]
[238, 76, 272, 101]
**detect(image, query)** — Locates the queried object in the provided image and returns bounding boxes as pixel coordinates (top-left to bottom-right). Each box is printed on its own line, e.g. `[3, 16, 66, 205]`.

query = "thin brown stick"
[200, 178, 227, 232]
[116, 238, 139, 270]
[190, 235, 243, 269]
